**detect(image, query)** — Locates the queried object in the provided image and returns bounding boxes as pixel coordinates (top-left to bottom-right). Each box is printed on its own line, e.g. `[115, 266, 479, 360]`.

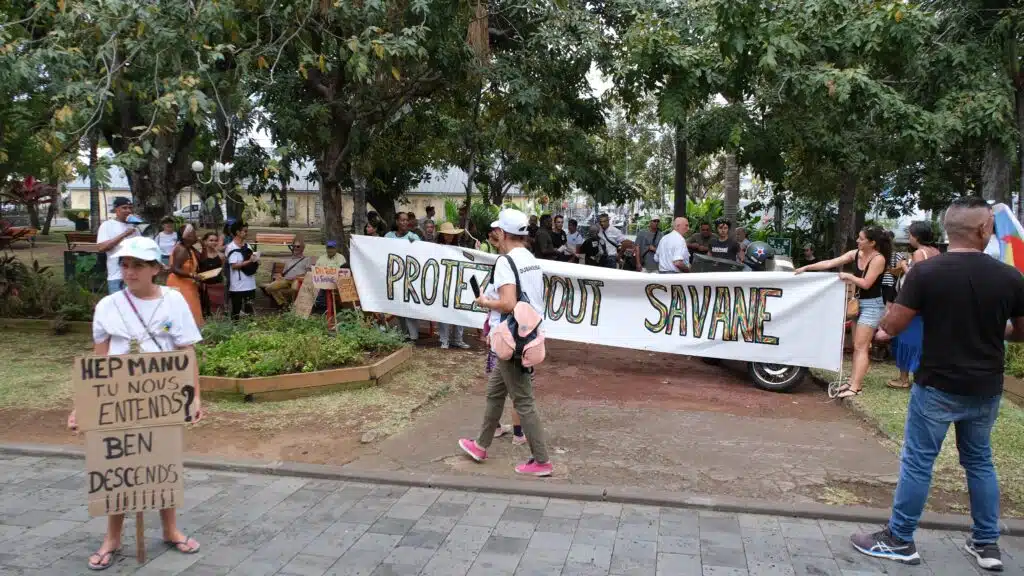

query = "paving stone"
[397, 528, 447, 550]
[746, 559, 797, 576]
[367, 517, 416, 536]
[503, 506, 545, 523]
[657, 552, 700, 576]
[780, 522, 825, 541]
[0, 460, 993, 576]
[495, 520, 539, 539]
[510, 495, 550, 510]
[425, 501, 471, 518]
[577, 513, 620, 531]
[566, 543, 612, 568]
[419, 552, 475, 576]
[573, 529, 617, 548]
[544, 500, 585, 520]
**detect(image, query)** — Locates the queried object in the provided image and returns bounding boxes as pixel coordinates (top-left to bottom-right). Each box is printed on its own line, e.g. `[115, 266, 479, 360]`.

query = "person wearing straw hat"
[434, 222, 471, 349]
[67, 236, 203, 570]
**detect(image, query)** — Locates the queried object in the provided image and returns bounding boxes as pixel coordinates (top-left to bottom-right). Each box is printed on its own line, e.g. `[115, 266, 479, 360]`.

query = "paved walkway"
[1, 456, 1021, 576]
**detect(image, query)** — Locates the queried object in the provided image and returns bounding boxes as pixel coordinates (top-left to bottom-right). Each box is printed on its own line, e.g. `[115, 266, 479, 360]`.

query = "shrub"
[0, 255, 100, 322]
[1007, 343, 1024, 379]
[198, 312, 405, 378]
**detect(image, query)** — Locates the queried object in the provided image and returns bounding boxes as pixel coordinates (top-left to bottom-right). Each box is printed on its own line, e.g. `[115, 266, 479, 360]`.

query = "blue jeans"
[889, 384, 1001, 543]
[107, 280, 124, 294]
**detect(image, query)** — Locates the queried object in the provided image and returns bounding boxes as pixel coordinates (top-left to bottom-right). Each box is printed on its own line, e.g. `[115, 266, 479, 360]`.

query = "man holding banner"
[459, 208, 553, 477]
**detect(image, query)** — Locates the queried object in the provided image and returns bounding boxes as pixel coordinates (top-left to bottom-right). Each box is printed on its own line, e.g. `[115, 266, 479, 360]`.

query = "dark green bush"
[198, 313, 405, 378]
[0, 255, 100, 321]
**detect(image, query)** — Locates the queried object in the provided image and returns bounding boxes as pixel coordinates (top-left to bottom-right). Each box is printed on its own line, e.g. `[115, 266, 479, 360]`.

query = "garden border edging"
[200, 345, 413, 401]
[3, 442, 1022, 536]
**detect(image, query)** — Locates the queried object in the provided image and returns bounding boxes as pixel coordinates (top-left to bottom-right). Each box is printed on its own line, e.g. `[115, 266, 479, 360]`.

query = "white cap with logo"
[111, 236, 163, 263]
[490, 209, 530, 236]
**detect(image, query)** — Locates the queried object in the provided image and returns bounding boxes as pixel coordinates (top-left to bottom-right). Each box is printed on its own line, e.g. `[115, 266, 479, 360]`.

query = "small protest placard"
[311, 266, 339, 290]
[85, 425, 184, 516]
[293, 271, 316, 318]
[72, 350, 198, 433]
[337, 269, 359, 303]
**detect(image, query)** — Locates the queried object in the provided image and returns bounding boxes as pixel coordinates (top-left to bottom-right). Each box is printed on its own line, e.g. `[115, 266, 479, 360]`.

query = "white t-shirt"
[566, 231, 584, 249]
[492, 247, 544, 316]
[97, 219, 135, 281]
[598, 226, 625, 256]
[227, 241, 257, 292]
[655, 230, 690, 273]
[385, 231, 421, 242]
[93, 287, 202, 355]
[483, 283, 501, 327]
[156, 231, 178, 256]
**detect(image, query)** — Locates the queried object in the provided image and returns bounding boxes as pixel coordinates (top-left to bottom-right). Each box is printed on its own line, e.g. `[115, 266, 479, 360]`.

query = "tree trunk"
[320, 178, 347, 248]
[982, 140, 1011, 205]
[41, 178, 58, 235]
[673, 124, 687, 218]
[279, 188, 289, 227]
[463, 86, 484, 212]
[351, 172, 367, 239]
[1017, 78, 1024, 222]
[723, 152, 739, 226]
[834, 170, 857, 258]
[366, 186, 397, 231]
[89, 132, 100, 232]
[26, 203, 41, 229]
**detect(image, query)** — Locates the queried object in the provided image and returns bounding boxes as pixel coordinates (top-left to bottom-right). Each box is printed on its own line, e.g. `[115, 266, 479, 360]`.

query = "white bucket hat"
[111, 236, 163, 263]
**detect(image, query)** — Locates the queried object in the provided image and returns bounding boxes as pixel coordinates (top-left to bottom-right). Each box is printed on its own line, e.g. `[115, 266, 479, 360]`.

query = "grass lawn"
[813, 362, 1024, 516]
[0, 326, 480, 439]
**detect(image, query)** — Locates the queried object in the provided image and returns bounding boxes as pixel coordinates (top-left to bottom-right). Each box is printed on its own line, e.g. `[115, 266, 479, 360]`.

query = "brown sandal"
[886, 379, 910, 389]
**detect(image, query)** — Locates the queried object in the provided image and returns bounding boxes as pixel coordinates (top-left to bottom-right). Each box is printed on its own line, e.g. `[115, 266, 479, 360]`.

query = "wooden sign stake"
[136, 512, 146, 563]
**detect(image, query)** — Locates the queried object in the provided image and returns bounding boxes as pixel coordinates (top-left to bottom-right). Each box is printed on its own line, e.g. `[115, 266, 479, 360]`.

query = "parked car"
[173, 202, 225, 222]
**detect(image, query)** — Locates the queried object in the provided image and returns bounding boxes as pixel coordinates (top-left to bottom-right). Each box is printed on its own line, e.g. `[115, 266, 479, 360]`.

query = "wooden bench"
[0, 227, 38, 249]
[253, 233, 296, 254]
[66, 232, 98, 251]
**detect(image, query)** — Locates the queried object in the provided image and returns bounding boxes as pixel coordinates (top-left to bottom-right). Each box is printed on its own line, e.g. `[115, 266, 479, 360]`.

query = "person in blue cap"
[317, 240, 347, 268]
[96, 197, 139, 293]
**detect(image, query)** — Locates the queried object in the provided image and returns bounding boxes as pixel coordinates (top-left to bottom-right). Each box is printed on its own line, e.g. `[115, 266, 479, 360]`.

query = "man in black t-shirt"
[850, 197, 1024, 571]
[708, 219, 740, 261]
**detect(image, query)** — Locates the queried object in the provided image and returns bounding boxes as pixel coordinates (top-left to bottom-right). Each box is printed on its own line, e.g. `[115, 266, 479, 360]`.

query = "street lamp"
[191, 160, 232, 185]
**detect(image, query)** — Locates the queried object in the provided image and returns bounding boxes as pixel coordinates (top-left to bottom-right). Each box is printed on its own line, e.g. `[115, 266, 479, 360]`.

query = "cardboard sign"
[338, 269, 359, 303]
[293, 271, 316, 318]
[85, 425, 184, 516]
[72, 350, 198, 433]
[311, 266, 339, 290]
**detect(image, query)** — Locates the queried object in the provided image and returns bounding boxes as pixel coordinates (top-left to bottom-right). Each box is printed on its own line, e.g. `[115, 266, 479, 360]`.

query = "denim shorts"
[857, 296, 885, 328]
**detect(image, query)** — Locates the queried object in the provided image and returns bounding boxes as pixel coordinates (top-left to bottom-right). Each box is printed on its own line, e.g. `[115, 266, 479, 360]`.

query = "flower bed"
[198, 312, 405, 378]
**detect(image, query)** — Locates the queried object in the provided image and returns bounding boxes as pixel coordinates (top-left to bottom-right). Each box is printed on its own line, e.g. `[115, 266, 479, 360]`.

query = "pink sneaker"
[512, 434, 528, 446]
[514, 458, 553, 477]
[458, 438, 487, 462]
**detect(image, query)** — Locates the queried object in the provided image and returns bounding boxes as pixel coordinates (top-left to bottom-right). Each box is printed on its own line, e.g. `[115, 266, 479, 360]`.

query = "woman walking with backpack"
[225, 221, 259, 320]
[458, 209, 553, 477]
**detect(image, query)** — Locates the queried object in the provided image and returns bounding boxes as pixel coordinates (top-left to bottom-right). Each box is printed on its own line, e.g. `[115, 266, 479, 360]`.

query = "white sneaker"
[452, 341, 471, 349]
[440, 342, 450, 350]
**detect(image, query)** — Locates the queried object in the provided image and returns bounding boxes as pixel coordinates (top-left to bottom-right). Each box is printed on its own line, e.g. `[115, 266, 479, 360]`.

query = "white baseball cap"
[490, 209, 530, 236]
[111, 236, 163, 263]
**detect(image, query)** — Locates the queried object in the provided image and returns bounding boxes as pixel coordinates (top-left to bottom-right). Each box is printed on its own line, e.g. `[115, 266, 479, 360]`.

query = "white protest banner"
[350, 236, 846, 371]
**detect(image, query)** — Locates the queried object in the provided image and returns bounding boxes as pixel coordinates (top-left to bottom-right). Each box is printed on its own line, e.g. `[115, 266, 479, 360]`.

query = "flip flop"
[886, 379, 910, 389]
[164, 535, 200, 554]
[87, 547, 120, 571]
[837, 389, 862, 399]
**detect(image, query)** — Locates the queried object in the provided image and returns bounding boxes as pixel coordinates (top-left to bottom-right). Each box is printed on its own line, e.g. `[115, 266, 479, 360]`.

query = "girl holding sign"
[67, 236, 203, 571]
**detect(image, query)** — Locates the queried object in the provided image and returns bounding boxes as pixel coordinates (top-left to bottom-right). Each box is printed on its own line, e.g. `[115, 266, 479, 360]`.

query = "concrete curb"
[4, 442, 1023, 536]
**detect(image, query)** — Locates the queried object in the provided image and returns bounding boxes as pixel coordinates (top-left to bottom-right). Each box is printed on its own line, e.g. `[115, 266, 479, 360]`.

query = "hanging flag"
[991, 203, 1024, 273]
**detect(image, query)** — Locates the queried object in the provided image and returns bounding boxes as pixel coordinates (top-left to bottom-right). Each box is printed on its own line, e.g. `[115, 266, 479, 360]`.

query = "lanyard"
[123, 291, 166, 352]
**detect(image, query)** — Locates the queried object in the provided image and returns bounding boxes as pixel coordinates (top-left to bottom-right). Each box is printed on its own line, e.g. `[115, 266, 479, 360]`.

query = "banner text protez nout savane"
[350, 236, 845, 371]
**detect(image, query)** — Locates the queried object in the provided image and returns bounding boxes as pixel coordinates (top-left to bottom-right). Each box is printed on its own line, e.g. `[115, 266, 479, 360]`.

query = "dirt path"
[344, 341, 903, 506]
[3, 336, 973, 511]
